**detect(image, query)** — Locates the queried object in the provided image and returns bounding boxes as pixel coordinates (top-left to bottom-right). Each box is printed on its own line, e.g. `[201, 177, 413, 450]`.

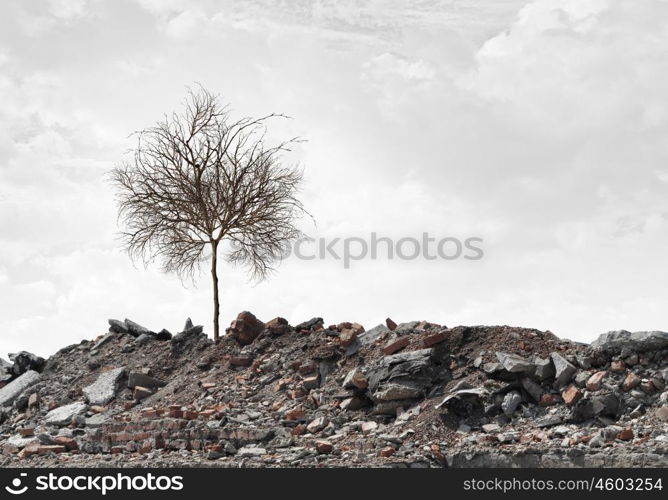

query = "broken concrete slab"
[357, 324, 388, 346]
[0, 370, 40, 407]
[83, 367, 125, 406]
[44, 402, 87, 426]
[127, 372, 166, 390]
[495, 352, 535, 374]
[591, 330, 668, 354]
[551, 352, 577, 388]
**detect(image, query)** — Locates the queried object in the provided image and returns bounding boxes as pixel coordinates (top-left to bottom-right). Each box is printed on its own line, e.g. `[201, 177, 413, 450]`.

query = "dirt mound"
[0, 315, 666, 468]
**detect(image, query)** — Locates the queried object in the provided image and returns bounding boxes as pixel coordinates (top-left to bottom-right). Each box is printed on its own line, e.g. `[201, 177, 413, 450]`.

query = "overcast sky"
[2, 0, 668, 357]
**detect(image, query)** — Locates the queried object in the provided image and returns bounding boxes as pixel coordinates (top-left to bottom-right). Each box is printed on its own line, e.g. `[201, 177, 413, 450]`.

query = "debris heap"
[0, 314, 666, 468]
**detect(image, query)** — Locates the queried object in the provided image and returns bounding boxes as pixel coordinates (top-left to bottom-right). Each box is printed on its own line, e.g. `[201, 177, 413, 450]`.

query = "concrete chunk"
[551, 353, 577, 388]
[44, 402, 87, 426]
[83, 367, 125, 406]
[0, 370, 40, 407]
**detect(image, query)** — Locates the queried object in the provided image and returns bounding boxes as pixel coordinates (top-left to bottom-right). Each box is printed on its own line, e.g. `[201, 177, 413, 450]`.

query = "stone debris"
[550, 353, 577, 388]
[0, 371, 41, 407]
[83, 367, 125, 406]
[0, 317, 666, 468]
[44, 402, 87, 426]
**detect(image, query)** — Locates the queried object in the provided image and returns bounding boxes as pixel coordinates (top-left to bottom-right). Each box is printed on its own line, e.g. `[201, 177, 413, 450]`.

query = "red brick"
[37, 445, 66, 455]
[610, 360, 625, 372]
[54, 436, 78, 451]
[298, 361, 318, 375]
[617, 428, 634, 441]
[183, 410, 198, 420]
[586, 371, 607, 391]
[17, 427, 35, 437]
[28, 393, 40, 408]
[380, 447, 396, 458]
[285, 407, 305, 421]
[266, 317, 290, 336]
[386, 318, 397, 331]
[423, 331, 448, 347]
[539, 393, 559, 406]
[291, 424, 306, 436]
[339, 329, 357, 347]
[112, 432, 131, 443]
[622, 372, 641, 391]
[315, 440, 333, 454]
[140, 409, 158, 419]
[562, 385, 583, 405]
[383, 337, 409, 355]
[229, 356, 253, 367]
[168, 408, 183, 419]
[18, 443, 40, 458]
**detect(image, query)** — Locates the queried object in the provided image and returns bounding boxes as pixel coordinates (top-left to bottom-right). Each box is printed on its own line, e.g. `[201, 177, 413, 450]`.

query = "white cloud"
[1, 0, 668, 357]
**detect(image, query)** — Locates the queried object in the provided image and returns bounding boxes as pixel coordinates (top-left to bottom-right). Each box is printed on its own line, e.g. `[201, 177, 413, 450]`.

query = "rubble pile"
[0, 314, 666, 468]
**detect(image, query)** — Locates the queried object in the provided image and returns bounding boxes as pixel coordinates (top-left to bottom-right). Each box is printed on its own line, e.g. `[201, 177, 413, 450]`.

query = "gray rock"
[5, 435, 38, 449]
[373, 382, 423, 401]
[498, 432, 519, 443]
[155, 329, 172, 341]
[184, 325, 203, 336]
[237, 446, 267, 457]
[534, 357, 555, 380]
[574, 371, 590, 387]
[358, 324, 389, 346]
[0, 370, 40, 407]
[495, 352, 535, 374]
[482, 423, 501, 433]
[83, 367, 125, 406]
[44, 402, 87, 426]
[108, 319, 129, 334]
[482, 362, 505, 375]
[344, 338, 361, 356]
[394, 321, 420, 334]
[184, 318, 194, 331]
[295, 317, 323, 331]
[134, 334, 153, 346]
[91, 332, 117, 353]
[571, 393, 620, 422]
[342, 368, 366, 390]
[501, 390, 522, 416]
[551, 352, 577, 387]
[124, 319, 153, 337]
[85, 413, 110, 428]
[535, 414, 563, 428]
[591, 330, 668, 354]
[127, 371, 166, 389]
[0, 358, 13, 383]
[9, 351, 45, 376]
[576, 355, 592, 369]
[436, 387, 488, 409]
[383, 348, 434, 366]
[520, 377, 543, 402]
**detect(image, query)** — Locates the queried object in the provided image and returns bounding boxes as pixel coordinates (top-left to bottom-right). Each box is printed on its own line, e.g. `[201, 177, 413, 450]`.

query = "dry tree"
[110, 86, 309, 340]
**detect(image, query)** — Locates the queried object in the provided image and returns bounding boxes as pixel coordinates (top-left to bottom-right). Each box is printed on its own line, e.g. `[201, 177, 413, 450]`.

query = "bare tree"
[110, 86, 309, 341]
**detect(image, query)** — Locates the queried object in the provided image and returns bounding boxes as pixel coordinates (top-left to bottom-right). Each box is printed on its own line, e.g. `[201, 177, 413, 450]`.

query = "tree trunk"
[211, 241, 220, 341]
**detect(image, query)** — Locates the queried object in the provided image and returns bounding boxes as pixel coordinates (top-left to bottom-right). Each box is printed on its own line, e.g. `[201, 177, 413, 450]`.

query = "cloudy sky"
[2, 0, 668, 357]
